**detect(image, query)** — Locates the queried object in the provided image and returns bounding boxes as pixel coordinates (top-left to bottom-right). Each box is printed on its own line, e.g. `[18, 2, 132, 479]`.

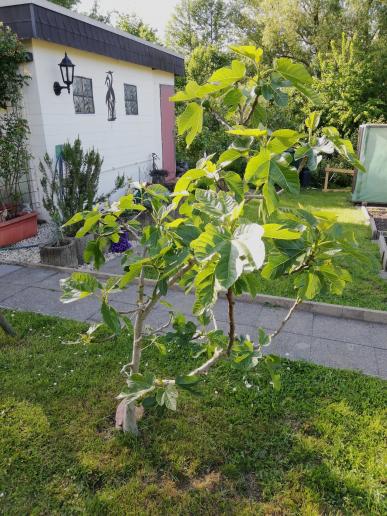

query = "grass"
[256, 190, 387, 311]
[1, 310, 386, 514]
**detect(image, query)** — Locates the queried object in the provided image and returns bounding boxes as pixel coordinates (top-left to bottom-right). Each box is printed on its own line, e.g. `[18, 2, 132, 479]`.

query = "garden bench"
[323, 167, 354, 192]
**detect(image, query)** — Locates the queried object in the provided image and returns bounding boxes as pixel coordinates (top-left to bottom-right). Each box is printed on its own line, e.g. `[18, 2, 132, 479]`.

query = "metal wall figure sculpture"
[105, 71, 116, 121]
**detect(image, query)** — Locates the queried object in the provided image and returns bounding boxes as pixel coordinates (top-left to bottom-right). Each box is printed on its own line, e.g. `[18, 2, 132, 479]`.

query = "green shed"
[352, 124, 387, 204]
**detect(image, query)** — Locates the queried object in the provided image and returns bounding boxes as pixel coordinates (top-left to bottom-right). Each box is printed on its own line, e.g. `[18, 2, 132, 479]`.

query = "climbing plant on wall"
[0, 22, 29, 108]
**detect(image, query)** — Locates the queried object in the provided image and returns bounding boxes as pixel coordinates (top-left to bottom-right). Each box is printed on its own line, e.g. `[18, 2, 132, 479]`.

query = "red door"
[160, 84, 176, 181]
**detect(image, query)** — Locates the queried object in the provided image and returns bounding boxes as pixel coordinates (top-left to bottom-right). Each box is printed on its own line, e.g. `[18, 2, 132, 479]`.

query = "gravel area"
[0, 223, 118, 269]
[0, 222, 57, 264]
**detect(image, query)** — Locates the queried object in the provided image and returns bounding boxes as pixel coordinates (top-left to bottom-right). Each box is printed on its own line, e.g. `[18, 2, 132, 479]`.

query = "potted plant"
[0, 112, 37, 248]
[149, 152, 168, 184]
[39, 137, 123, 266]
[38, 209, 78, 267]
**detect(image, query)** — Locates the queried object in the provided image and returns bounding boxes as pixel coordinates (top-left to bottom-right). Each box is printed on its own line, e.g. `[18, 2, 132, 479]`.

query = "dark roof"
[0, 0, 185, 76]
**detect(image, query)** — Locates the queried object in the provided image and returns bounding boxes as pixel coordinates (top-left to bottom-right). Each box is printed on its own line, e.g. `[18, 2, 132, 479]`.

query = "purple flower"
[111, 232, 132, 253]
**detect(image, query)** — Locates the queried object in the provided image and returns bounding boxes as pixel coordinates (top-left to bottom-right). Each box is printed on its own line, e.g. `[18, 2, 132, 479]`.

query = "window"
[73, 76, 95, 114]
[124, 84, 138, 115]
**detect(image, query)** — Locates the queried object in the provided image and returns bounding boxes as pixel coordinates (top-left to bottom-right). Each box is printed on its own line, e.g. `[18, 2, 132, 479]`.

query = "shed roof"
[0, 0, 185, 76]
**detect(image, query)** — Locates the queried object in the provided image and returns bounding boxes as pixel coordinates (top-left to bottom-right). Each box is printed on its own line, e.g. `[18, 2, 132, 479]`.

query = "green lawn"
[258, 190, 387, 311]
[1, 311, 386, 514]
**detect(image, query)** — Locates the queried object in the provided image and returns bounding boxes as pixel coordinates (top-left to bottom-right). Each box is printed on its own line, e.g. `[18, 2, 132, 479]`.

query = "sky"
[78, 0, 179, 38]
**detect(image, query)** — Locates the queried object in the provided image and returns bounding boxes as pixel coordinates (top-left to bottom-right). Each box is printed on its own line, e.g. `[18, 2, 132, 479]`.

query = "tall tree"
[232, 0, 344, 64]
[48, 0, 79, 9]
[85, 0, 111, 24]
[166, 0, 232, 54]
[186, 45, 230, 83]
[116, 13, 160, 44]
[314, 34, 386, 136]
[232, 0, 387, 65]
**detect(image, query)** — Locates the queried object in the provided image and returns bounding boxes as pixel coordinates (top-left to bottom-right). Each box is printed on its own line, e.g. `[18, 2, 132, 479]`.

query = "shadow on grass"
[0, 311, 385, 514]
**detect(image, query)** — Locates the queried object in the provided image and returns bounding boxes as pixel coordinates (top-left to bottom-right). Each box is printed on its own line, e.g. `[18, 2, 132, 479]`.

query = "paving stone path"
[0, 263, 386, 379]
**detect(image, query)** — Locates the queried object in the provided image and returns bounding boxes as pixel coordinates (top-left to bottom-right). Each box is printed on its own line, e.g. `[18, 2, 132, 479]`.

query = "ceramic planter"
[0, 212, 38, 248]
[40, 238, 78, 267]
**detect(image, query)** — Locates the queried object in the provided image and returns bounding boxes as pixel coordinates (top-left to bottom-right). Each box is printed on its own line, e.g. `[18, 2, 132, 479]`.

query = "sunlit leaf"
[177, 102, 203, 147]
[209, 60, 246, 86]
[230, 45, 263, 64]
[263, 224, 301, 240]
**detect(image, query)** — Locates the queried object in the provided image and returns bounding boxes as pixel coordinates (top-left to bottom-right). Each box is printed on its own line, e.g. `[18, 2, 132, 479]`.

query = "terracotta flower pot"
[0, 212, 38, 248]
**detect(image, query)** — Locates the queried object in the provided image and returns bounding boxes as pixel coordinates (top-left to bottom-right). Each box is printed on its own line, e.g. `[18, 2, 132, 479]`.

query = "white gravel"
[0, 222, 58, 264]
[0, 223, 118, 269]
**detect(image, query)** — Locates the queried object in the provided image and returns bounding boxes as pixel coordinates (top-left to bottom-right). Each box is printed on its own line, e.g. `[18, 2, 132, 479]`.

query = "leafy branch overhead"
[60, 45, 366, 434]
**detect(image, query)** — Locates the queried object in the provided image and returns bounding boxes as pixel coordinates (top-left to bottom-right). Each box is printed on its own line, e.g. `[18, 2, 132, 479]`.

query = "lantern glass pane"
[60, 65, 66, 84]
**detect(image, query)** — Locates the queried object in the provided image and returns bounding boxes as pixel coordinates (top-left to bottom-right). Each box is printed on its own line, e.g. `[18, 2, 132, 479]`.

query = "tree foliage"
[48, 0, 79, 9]
[314, 34, 386, 136]
[116, 13, 160, 44]
[232, 0, 387, 65]
[166, 0, 232, 53]
[176, 45, 232, 167]
[84, 0, 111, 24]
[170, 0, 386, 166]
[61, 45, 365, 435]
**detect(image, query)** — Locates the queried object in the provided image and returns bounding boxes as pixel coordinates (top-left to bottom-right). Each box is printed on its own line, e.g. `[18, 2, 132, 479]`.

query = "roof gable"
[0, 0, 185, 75]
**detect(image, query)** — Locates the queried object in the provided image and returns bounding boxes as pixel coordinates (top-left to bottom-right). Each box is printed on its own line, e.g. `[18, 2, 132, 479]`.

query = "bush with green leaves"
[61, 45, 365, 434]
[0, 22, 29, 108]
[314, 34, 386, 137]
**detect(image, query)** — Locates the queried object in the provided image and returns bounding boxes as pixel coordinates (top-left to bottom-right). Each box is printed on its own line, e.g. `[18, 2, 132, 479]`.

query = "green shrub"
[40, 137, 103, 237]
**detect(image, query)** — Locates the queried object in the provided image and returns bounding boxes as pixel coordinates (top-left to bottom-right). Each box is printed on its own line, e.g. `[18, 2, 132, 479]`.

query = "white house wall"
[23, 39, 174, 216]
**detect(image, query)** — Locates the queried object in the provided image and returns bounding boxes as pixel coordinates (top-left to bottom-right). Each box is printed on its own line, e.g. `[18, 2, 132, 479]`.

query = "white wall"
[23, 39, 175, 215]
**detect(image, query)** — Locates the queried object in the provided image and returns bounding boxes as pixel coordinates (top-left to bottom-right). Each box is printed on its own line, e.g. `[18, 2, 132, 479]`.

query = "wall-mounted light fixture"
[53, 52, 75, 95]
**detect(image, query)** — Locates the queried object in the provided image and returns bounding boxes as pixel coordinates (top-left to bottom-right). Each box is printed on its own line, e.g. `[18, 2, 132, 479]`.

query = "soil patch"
[367, 207, 387, 233]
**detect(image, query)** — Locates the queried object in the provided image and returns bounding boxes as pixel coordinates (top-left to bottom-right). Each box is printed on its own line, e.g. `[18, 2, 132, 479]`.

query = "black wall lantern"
[53, 52, 75, 95]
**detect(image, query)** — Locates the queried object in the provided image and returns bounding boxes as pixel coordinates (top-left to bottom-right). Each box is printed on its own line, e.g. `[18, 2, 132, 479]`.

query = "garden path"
[0, 263, 386, 379]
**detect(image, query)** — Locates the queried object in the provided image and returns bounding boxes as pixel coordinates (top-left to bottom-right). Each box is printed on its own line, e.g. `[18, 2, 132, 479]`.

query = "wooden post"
[323, 169, 330, 191]
[0, 311, 16, 336]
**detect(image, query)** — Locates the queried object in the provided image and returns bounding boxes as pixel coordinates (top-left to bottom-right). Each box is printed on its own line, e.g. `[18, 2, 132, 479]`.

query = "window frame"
[124, 83, 139, 116]
[72, 76, 95, 115]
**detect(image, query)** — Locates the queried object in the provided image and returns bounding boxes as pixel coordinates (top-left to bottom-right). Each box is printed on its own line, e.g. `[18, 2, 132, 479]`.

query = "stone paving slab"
[38, 272, 70, 291]
[374, 348, 387, 379]
[312, 314, 387, 349]
[1, 286, 100, 322]
[0, 264, 21, 278]
[268, 332, 312, 361]
[1, 263, 387, 379]
[311, 338, 379, 377]
[1, 266, 58, 286]
[0, 280, 28, 302]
